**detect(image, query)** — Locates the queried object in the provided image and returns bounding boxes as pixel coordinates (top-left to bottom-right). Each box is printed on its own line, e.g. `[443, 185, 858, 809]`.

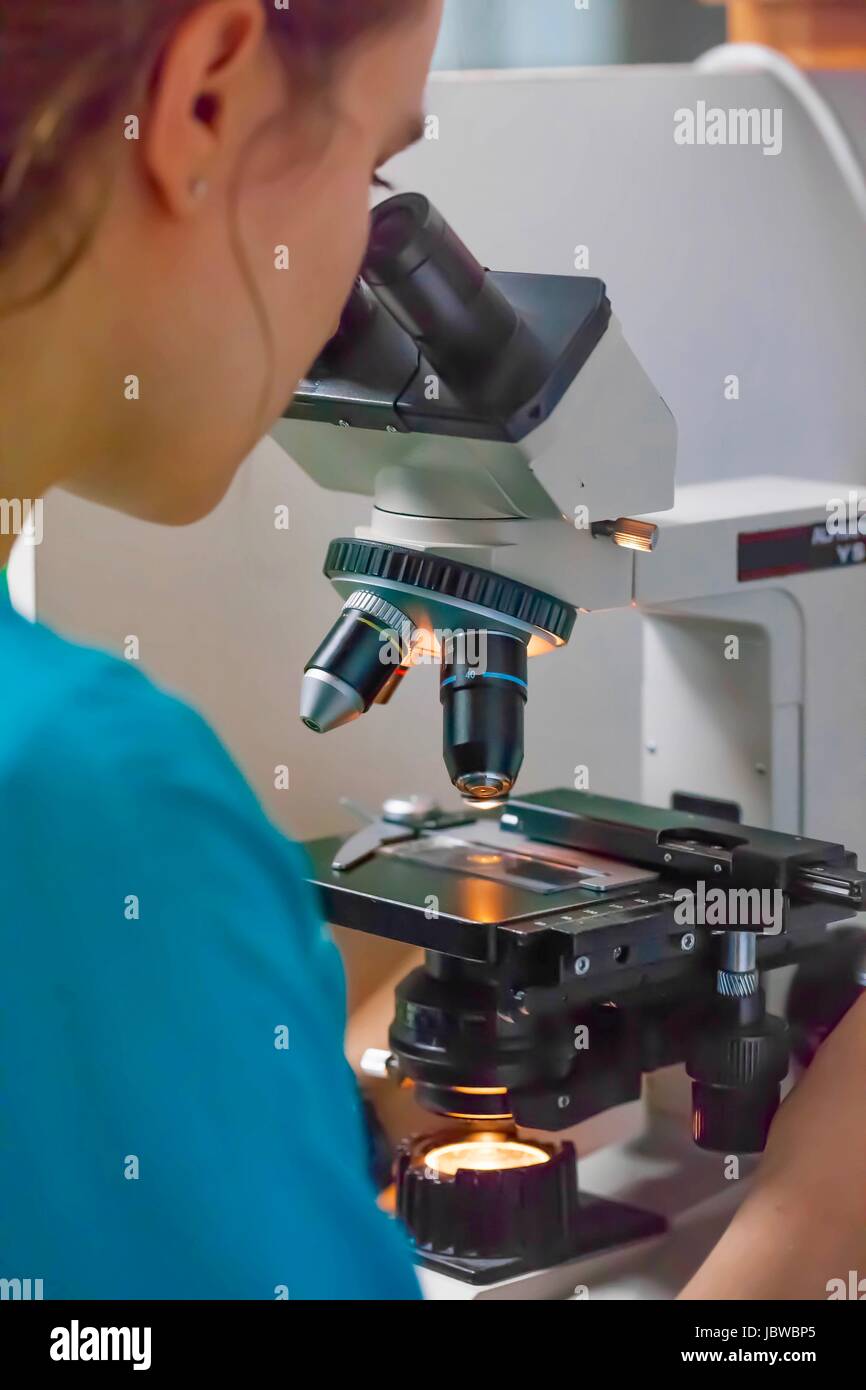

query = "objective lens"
[300, 591, 411, 734]
[440, 631, 528, 802]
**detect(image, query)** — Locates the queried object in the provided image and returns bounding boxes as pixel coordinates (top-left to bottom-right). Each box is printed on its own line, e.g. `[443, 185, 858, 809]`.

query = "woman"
[1, 0, 863, 1303]
[0, 0, 441, 1301]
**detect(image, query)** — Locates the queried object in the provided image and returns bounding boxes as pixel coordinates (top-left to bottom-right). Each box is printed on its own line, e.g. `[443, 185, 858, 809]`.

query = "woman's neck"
[0, 344, 64, 571]
[0, 267, 110, 569]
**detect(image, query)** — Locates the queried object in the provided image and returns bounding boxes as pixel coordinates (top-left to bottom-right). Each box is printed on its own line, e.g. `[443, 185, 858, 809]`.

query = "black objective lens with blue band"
[440, 631, 529, 803]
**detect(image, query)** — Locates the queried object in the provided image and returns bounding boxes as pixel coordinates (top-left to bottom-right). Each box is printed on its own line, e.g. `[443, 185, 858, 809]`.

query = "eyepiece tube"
[364, 193, 525, 389]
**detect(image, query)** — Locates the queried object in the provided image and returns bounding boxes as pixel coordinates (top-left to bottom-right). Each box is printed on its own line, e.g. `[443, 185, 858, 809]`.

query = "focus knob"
[687, 1007, 790, 1154]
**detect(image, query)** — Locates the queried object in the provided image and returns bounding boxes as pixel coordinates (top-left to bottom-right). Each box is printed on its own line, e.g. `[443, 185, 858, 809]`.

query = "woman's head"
[0, 0, 442, 524]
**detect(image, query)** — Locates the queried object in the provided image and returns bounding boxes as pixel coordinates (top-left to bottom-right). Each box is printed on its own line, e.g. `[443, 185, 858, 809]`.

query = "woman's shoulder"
[0, 600, 326, 921]
[0, 601, 336, 995]
[0, 604, 242, 804]
[3, 602, 187, 727]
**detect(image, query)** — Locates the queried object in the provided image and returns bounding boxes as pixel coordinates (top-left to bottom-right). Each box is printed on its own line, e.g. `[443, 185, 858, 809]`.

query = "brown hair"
[0, 0, 422, 261]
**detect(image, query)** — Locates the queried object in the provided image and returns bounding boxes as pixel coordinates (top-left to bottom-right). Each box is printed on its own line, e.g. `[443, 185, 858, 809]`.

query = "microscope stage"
[303, 790, 851, 1002]
[304, 831, 682, 964]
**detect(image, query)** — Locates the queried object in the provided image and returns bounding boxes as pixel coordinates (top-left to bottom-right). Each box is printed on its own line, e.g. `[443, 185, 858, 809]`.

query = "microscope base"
[414, 1194, 666, 1300]
[414, 1112, 753, 1300]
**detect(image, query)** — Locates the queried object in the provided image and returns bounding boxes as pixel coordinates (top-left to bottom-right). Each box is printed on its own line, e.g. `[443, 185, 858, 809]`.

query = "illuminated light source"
[462, 796, 506, 812]
[445, 1084, 513, 1122]
[446, 1112, 513, 1121]
[452, 1086, 508, 1095]
[591, 517, 659, 553]
[422, 1131, 551, 1176]
[396, 1128, 587, 1267]
[526, 634, 559, 657]
[396, 1126, 665, 1272]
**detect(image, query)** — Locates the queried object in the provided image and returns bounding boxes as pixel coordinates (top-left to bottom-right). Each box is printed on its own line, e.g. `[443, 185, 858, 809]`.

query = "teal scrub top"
[0, 597, 419, 1300]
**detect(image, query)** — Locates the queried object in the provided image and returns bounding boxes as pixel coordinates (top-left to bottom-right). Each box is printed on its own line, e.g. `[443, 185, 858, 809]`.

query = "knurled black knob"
[688, 1014, 790, 1090]
[687, 1012, 790, 1154]
[395, 1129, 580, 1261]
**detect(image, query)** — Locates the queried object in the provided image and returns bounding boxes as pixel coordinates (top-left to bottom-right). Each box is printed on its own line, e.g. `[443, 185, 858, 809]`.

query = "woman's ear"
[141, 0, 267, 217]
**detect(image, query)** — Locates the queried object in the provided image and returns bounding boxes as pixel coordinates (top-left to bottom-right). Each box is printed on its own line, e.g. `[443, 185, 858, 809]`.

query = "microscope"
[273, 193, 866, 1298]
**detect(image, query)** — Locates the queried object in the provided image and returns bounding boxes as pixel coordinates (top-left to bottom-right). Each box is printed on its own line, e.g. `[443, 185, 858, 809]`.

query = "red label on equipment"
[738, 520, 866, 582]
